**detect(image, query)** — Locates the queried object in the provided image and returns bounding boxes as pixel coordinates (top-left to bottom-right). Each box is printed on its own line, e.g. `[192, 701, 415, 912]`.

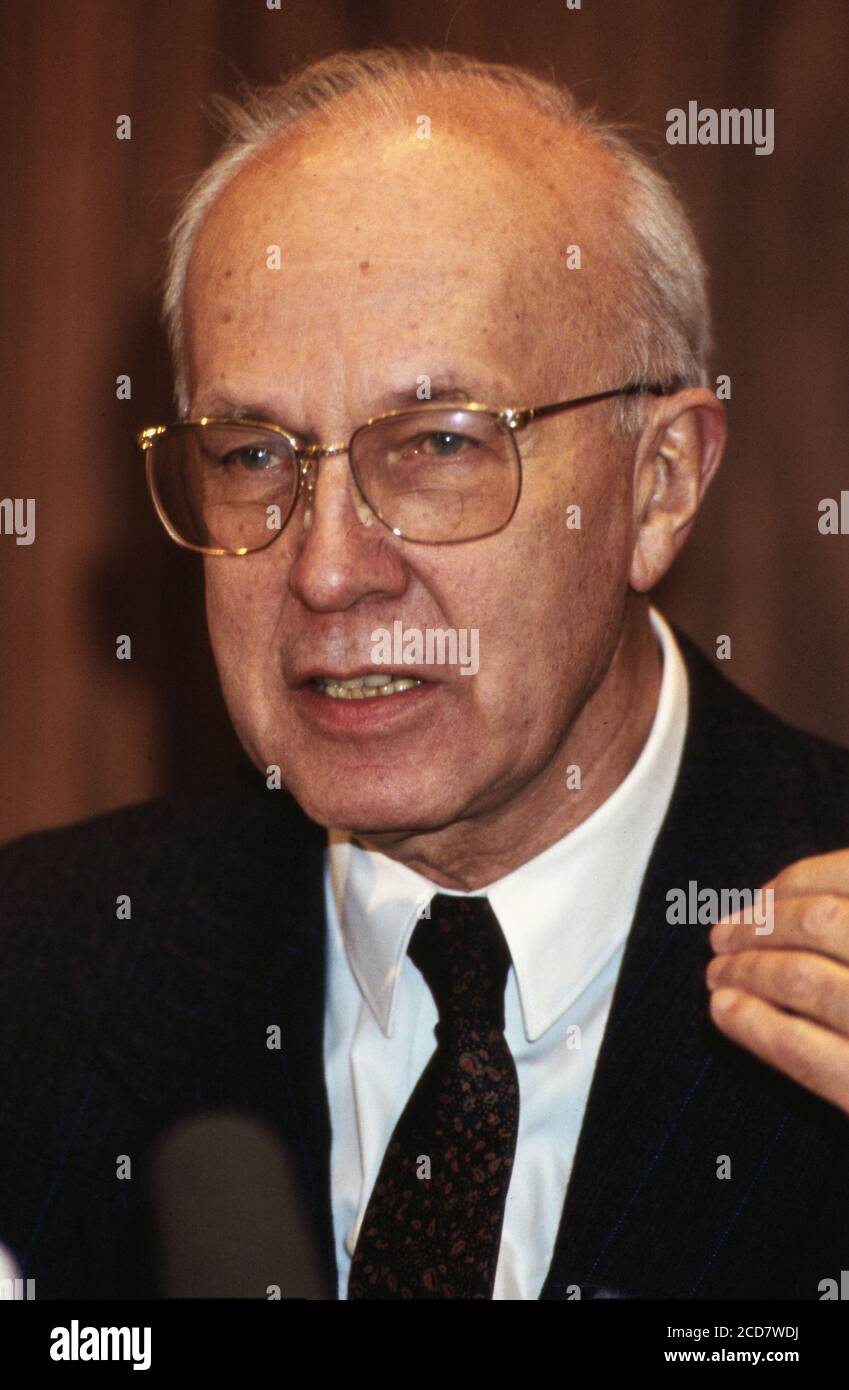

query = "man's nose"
[286, 452, 409, 613]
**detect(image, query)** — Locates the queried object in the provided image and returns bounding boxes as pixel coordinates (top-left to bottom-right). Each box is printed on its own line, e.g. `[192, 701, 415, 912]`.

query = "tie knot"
[407, 894, 511, 1029]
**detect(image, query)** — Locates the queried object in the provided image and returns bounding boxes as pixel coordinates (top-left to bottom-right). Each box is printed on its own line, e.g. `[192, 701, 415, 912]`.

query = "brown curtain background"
[2, 0, 848, 844]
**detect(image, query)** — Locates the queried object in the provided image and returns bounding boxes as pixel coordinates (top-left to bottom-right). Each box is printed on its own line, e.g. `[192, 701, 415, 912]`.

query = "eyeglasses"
[136, 382, 669, 554]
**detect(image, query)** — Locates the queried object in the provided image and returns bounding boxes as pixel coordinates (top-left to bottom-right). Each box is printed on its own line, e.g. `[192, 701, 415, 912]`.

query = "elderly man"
[3, 47, 849, 1303]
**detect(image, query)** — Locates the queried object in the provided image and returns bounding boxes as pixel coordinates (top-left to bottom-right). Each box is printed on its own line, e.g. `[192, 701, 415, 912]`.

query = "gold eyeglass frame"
[136, 381, 669, 555]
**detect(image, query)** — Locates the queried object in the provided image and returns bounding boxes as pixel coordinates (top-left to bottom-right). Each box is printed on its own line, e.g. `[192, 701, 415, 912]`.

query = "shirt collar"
[327, 607, 688, 1041]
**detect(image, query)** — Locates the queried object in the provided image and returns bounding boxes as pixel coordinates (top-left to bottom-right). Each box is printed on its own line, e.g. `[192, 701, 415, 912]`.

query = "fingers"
[710, 893, 849, 965]
[707, 948, 849, 1035]
[708, 987, 849, 1116]
[707, 850, 849, 1118]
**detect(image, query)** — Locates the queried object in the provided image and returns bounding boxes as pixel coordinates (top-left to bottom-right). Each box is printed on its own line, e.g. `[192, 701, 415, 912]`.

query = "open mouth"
[311, 673, 425, 700]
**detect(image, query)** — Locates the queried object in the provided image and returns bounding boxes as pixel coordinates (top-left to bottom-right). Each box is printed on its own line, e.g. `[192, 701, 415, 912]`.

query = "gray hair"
[161, 46, 712, 436]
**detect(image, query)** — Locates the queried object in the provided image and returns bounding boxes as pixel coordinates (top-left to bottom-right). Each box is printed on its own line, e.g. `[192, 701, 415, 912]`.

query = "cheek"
[203, 558, 280, 674]
[484, 481, 631, 686]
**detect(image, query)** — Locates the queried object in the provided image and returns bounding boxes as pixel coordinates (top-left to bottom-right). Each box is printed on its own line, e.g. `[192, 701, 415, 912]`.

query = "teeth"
[313, 672, 424, 700]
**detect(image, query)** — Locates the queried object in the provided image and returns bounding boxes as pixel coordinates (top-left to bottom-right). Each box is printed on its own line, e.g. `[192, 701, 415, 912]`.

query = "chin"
[280, 772, 460, 838]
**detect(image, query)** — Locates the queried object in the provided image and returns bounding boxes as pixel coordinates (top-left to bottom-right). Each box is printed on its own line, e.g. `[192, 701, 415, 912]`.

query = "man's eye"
[418, 431, 471, 457]
[223, 446, 279, 471]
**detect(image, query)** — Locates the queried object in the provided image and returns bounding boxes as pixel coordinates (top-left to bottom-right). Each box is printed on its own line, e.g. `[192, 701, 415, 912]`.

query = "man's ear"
[629, 387, 726, 593]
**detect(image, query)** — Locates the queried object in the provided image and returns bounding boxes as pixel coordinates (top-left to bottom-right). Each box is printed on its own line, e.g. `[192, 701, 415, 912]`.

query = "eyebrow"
[379, 383, 474, 410]
[193, 380, 481, 432]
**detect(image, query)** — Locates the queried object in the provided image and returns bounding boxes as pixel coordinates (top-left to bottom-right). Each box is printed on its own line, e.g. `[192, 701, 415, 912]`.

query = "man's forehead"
[188, 93, 616, 283]
[184, 94, 623, 409]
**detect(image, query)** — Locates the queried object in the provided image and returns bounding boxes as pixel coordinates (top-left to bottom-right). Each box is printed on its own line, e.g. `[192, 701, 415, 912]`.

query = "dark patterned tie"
[347, 893, 520, 1299]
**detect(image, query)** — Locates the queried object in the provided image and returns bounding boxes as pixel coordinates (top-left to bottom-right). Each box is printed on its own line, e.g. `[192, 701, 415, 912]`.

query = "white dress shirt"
[323, 607, 689, 1299]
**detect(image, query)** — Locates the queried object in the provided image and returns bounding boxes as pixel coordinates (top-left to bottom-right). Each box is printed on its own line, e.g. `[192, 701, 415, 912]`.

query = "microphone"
[149, 1112, 333, 1299]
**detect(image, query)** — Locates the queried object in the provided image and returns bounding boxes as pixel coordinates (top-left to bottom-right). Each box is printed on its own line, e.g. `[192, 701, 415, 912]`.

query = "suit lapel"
[89, 770, 339, 1294]
[189, 775, 338, 1291]
[264, 821, 337, 1289]
[540, 636, 827, 1299]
